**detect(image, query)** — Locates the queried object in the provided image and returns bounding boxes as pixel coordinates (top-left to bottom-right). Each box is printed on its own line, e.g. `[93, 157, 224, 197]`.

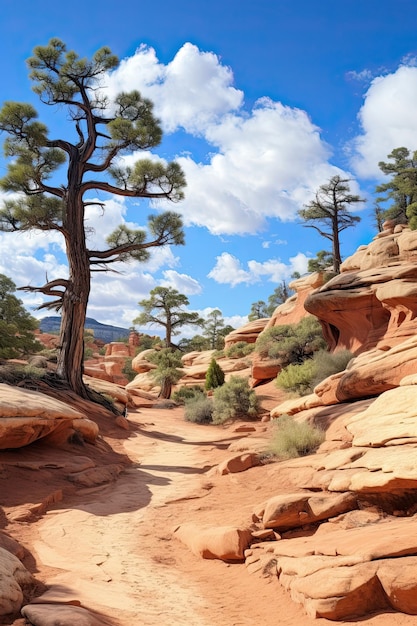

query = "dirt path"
[9, 403, 417, 626]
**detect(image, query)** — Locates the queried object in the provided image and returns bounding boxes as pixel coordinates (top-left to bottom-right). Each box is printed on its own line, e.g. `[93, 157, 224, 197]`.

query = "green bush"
[255, 316, 326, 364]
[184, 395, 214, 424]
[276, 348, 354, 396]
[205, 358, 225, 390]
[0, 363, 47, 384]
[122, 358, 137, 382]
[224, 341, 254, 359]
[268, 415, 324, 459]
[276, 359, 316, 395]
[172, 385, 204, 404]
[212, 376, 259, 425]
[310, 349, 353, 387]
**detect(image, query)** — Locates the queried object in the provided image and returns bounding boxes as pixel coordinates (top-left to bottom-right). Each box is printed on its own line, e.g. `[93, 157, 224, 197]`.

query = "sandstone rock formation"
[0, 384, 97, 449]
[177, 377, 417, 621]
[126, 348, 252, 398]
[224, 318, 269, 349]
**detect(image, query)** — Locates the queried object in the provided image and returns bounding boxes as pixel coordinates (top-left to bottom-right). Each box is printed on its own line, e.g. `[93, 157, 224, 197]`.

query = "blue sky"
[1, 0, 417, 336]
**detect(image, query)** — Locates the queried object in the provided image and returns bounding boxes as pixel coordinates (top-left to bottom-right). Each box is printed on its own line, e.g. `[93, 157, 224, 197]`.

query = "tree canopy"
[298, 175, 363, 274]
[203, 309, 226, 349]
[134, 286, 204, 348]
[0, 274, 41, 359]
[0, 39, 186, 397]
[307, 250, 334, 273]
[376, 147, 417, 228]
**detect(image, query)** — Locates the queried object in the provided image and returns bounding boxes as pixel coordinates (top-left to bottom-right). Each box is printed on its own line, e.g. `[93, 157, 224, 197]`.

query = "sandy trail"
[32, 409, 221, 625]
[24, 405, 417, 626]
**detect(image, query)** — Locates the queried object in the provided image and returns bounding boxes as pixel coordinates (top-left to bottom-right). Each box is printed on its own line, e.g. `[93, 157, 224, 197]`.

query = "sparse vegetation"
[268, 414, 324, 459]
[0, 363, 47, 384]
[255, 316, 326, 364]
[275, 360, 317, 396]
[122, 358, 137, 382]
[147, 348, 183, 399]
[224, 341, 254, 359]
[212, 376, 259, 424]
[172, 385, 204, 404]
[276, 348, 354, 396]
[184, 395, 214, 424]
[182, 376, 259, 425]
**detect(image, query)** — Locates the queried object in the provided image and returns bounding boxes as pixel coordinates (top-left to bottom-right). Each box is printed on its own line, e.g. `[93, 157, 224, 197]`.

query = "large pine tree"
[0, 39, 186, 398]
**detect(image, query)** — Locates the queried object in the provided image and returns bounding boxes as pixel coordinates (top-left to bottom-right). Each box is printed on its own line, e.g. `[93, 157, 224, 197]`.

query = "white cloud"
[159, 270, 202, 295]
[176, 97, 349, 234]
[350, 64, 417, 178]
[345, 69, 373, 82]
[106, 43, 243, 134]
[105, 44, 351, 235]
[87, 270, 156, 328]
[208, 252, 309, 287]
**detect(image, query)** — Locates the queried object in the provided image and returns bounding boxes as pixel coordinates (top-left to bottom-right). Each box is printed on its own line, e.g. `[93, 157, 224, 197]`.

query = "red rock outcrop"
[224, 318, 269, 349]
[306, 224, 417, 356]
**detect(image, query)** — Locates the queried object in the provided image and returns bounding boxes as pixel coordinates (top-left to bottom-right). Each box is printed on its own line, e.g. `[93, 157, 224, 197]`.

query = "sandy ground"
[2, 384, 417, 625]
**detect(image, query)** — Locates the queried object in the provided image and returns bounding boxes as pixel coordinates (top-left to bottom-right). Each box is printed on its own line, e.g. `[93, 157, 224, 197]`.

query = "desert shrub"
[122, 358, 137, 382]
[276, 359, 316, 395]
[184, 395, 214, 424]
[224, 341, 254, 359]
[0, 363, 47, 384]
[276, 348, 354, 396]
[83, 347, 94, 360]
[268, 414, 324, 459]
[172, 385, 204, 404]
[255, 316, 326, 364]
[205, 358, 225, 390]
[310, 349, 353, 387]
[212, 376, 259, 425]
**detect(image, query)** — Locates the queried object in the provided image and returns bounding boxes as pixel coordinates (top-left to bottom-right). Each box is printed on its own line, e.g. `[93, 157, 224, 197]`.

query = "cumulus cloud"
[106, 43, 243, 134]
[104, 43, 351, 235]
[87, 269, 157, 327]
[208, 252, 309, 287]
[176, 98, 345, 234]
[159, 270, 202, 294]
[349, 64, 417, 178]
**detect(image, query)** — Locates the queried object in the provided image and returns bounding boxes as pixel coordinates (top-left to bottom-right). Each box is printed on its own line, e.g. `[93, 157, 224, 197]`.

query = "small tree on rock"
[134, 286, 204, 349]
[298, 176, 363, 274]
[147, 348, 183, 399]
[376, 147, 417, 228]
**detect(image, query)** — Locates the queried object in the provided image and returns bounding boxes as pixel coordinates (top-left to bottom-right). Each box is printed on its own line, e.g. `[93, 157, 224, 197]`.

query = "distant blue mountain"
[39, 316, 130, 343]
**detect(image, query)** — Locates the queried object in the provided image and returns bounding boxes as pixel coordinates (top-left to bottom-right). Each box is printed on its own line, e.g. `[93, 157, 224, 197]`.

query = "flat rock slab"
[22, 603, 114, 626]
[247, 516, 417, 620]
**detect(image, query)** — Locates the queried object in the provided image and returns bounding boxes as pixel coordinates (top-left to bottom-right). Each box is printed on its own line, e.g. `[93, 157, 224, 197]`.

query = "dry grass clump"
[268, 414, 324, 459]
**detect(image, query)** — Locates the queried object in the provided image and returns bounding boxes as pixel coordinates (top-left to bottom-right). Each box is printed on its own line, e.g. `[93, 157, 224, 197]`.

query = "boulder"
[224, 318, 269, 349]
[0, 547, 34, 616]
[211, 452, 259, 475]
[174, 523, 252, 561]
[256, 492, 357, 530]
[0, 384, 94, 449]
[22, 603, 113, 626]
